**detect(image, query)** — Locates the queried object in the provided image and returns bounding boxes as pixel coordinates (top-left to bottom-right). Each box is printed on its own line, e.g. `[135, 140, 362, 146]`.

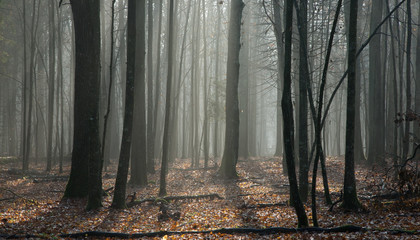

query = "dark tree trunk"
[64, 0, 102, 210]
[367, 0, 385, 165]
[112, 0, 136, 209]
[297, 0, 309, 203]
[218, 0, 244, 179]
[46, 0, 55, 172]
[402, 0, 412, 162]
[159, 0, 175, 197]
[342, 0, 362, 211]
[282, 0, 308, 228]
[130, 0, 147, 186]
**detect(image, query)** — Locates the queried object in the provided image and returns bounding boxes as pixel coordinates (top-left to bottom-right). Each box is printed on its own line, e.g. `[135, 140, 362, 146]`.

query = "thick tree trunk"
[218, 0, 244, 179]
[367, 0, 385, 165]
[65, 0, 102, 210]
[130, 0, 147, 187]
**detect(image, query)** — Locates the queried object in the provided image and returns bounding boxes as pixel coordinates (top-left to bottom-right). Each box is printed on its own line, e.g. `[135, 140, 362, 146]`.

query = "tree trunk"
[159, 0, 175, 197]
[65, 0, 102, 210]
[342, 0, 362, 211]
[112, 0, 136, 209]
[402, 0, 412, 162]
[147, 0, 155, 174]
[298, 0, 309, 203]
[283, 0, 308, 228]
[130, 0, 147, 187]
[273, 0, 283, 158]
[367, 0, 385, 165]
[46, 0, 55, 172]
[218, 0, 244, 179]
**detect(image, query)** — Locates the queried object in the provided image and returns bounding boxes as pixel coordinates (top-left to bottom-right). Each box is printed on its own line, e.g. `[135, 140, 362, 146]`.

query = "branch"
[322, 0, 407, 128]
[127, 194, 223, 207]
[59, 225, 420, 238]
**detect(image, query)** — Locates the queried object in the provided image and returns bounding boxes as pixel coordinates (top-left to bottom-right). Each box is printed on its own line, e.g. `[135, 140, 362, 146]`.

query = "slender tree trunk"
[273, 0, 284, 158]
[415, 2, 420, 158]
[297, 0, 309, 203]
[342, 0, 362, 211]
[402, 0, 412, 162]
[112, 0, 136, 209]
[101, 0, 116, 170]
[202, 0, 209, 168]
[146, 0, 155, 174]
[152, 0, 163, 172]
[159, 0, 175, 197]
[282, 0, 308, 228]
[46, 0, 56, 172]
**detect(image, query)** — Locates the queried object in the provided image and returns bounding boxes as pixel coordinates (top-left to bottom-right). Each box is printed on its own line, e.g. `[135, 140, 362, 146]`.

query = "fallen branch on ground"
[240, 202, 287, 209]
[127, 194, 223, 207]
[58, 225, 419, 238]
[0, 188, 35, 203]
[171, 166, 217, 171]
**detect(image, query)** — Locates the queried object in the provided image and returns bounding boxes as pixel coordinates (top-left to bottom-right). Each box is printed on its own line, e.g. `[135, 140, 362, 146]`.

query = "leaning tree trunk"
[112, 0, 137, 209]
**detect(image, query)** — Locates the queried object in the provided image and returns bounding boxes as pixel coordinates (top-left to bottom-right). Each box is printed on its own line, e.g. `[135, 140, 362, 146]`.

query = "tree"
[272, 0, 283, 158]
[282, 0, 309, 228]
[342, 0, 362, 211]
[402, 0, 412, 162]
[159, 0, 175, 197]
[130, 0, 147, 186]
[146, 0, 155, 174]
[64, 0, 102, 210]
[218, 0, 244, 179]
[297, 0, 309, 203]
[46, 0, 56, 172]
[112, 0, 136, 209]
[367, 0, 385, 165]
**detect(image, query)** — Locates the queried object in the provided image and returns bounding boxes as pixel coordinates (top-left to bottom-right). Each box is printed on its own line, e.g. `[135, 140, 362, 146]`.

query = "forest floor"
[0, 156, 419, 239]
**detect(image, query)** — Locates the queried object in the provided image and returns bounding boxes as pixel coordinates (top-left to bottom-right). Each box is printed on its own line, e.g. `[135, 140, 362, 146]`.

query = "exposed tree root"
[127, 194, 223, 207]
[58, 225, 419, 238]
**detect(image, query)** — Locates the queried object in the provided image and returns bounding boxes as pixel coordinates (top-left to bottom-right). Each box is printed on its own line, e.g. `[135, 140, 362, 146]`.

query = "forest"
[0, 0, 419, 238]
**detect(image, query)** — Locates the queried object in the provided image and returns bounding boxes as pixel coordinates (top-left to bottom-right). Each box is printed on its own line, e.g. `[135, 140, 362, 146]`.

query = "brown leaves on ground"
[0, 157, 419, 239]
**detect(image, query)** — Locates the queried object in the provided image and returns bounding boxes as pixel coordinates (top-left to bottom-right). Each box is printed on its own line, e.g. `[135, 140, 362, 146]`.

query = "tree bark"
[282, 0, 308, 228]
[112, 0, 136, 209]
[342, 0, 362, 211]
[64, 0, 102, 210]
[218, 0, 244, 179]
[159, 0, 175, 197]
[130, 0, 147, 186]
